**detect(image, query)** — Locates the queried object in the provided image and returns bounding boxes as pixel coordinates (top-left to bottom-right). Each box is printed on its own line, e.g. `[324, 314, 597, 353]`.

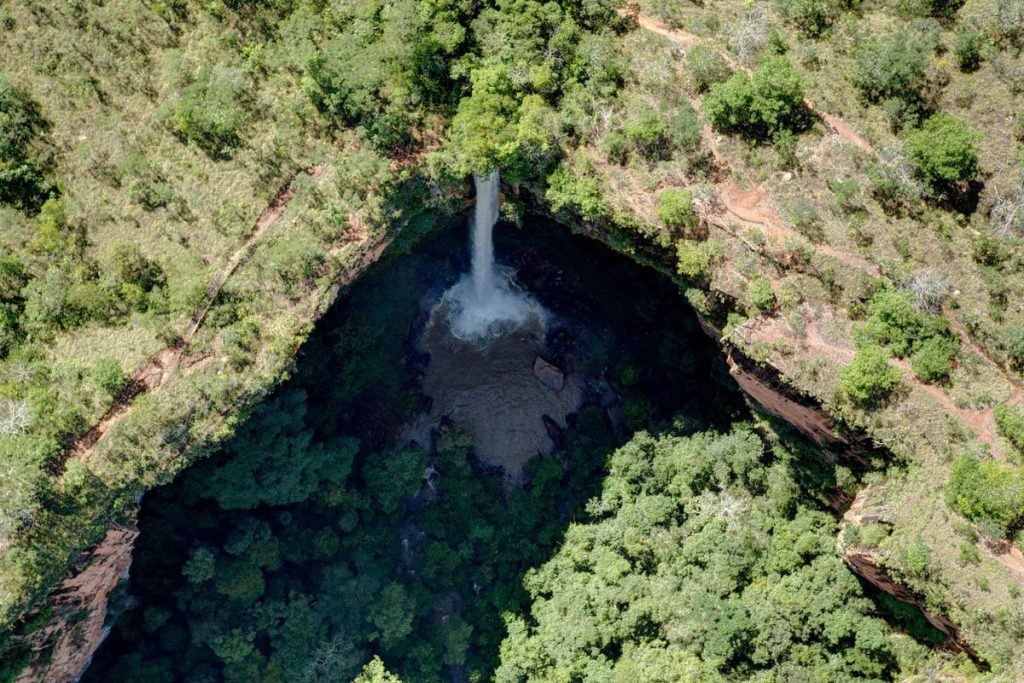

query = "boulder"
[533, 357, 564, 391]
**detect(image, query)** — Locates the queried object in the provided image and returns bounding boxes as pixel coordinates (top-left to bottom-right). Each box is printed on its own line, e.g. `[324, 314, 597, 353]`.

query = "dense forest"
[1, 0, 1024, 679]
[81, 225, 959, 682]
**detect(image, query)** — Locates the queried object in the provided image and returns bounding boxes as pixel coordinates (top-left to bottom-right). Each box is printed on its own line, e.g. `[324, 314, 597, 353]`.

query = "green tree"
[840, 346, 901, 406]
[852, 31, 931, 128]
[657, 188, 698, 232]
[910, 335, 957, 383]
[354, 656, 403, 683]
[946, 453, 1024, 528]
[369, 582, 415, 646]
[200, 389, 357, 509]
[0, 75, 50, 211]
[905, 113, 980, 190]
[704, 57, 806, 140]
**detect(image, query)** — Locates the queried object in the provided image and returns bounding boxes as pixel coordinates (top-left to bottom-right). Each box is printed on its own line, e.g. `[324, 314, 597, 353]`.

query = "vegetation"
[904, 114, 981, 192]
[853, 289, 959, 382]
[657, 188, 698, 233]
[946, 453, 1024, 530]
[852, 31, 932, 129]
[2, 0, 1024, 676]
[840, 346, 902, 405]
[994, 403, 1024, 455]
[704, 57, 807, 140]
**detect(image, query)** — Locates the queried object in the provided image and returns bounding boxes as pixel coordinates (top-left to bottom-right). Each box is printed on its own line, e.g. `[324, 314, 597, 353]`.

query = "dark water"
[83, 216, 747, 682]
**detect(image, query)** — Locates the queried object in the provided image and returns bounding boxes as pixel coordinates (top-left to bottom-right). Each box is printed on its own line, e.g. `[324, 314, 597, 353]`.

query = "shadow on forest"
[83, 218, 902, 682]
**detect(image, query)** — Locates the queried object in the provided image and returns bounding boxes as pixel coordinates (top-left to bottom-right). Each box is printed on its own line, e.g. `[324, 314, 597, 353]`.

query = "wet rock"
[542, 415, 566, 450]
[533, 356, 564, 391]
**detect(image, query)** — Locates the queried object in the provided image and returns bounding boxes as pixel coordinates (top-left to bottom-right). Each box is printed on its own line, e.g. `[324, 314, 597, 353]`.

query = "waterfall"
[437, 170, 547, 341]
[472, 170, 500, 303]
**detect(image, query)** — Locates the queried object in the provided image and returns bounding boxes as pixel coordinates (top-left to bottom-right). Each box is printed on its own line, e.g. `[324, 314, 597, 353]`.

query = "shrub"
[905, 268, 951, 313]
[91, 358, 129, 398]
[856, 289, 930, 357]
[686, 45, 732, 92]
[1006, 322, 1024, 368]
[946, 453, 1024, 528]
[954, 29, 983, 72]
[852, 31, 930, 126]
[165, 64, 249, 159]
[840, 345, 902, 405]
[778, 0, 847, 37]
[898, 0, 966, 18]
[676, 240, 718, 280]
[748, 277, 776, 312]
[904, 538, 932, 577]
[658, 189, 698, 232]
[910, 335, 957, 382]
[0, 75, 50, 211]
[704, 57, 806, 139]
[994, 403, 1024, 455]
[623, 108, 672, 160]
[995, 0, 1024, 51]
[905, 114, 980, 190]
[109, 244, 165, 294]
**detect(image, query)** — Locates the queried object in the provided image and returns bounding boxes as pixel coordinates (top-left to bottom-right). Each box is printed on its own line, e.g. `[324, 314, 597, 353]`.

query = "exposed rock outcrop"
[533, 356, 565, 392]
[843, 546, 977, 657]
[15, 524, 139, 683]
[840, 490, 977, 658]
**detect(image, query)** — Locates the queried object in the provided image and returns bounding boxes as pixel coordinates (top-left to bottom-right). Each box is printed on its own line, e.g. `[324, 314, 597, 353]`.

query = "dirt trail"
[630, 9, 878, 156]
[63, 166, 327, 467]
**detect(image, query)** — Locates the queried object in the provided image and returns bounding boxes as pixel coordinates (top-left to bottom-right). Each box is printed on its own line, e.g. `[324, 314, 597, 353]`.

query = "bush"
[905, 114, 980, 190]
[165, 64, 249, 159]
[856, 290, 931, 356]
[954, 29, 983, 72]
[910, 335, 957, 382]
[658, 189, 698, 232]
[778, 0, 848, 36]
[898, 0, 966, 18]
[686, 45, 732, 92]
[840, 345, 902, 405]
[1003, 322, 1024, 368]
[748, 277, 776, 311]
[946, 453, 1024, 528]
[676, 240, 718, 280]
[91, 358, 129, 398]
[617, 102, 702, 163]
[994, 403, 1024, 455]
[0, 75, 50, 211]
[995, 0, 1024, 51]
[852, 31, 931, 126]
[623, 108, 672, 160]
[704, 57, 806, 139]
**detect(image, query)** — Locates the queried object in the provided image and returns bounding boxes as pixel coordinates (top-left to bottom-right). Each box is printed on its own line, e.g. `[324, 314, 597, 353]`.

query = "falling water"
[439, 170, 547, 341]
[472, 170, 500, 302]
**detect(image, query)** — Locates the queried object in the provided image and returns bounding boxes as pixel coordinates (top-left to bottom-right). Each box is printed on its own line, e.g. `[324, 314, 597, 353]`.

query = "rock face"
[725, 350, 847, 449]
[15, 525, 139, 683]
[843, 546, 976, 656]
[840, 490, 976, 658]
[533, 357, 564, 391]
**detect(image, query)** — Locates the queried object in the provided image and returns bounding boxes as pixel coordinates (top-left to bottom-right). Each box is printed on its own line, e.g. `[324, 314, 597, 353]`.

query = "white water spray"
[472, 170, 500, 302]
[440, 170, 547, 340]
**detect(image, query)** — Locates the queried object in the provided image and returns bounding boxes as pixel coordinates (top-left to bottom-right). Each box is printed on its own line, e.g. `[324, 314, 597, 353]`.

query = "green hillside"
[1, 0, 1024, 680]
